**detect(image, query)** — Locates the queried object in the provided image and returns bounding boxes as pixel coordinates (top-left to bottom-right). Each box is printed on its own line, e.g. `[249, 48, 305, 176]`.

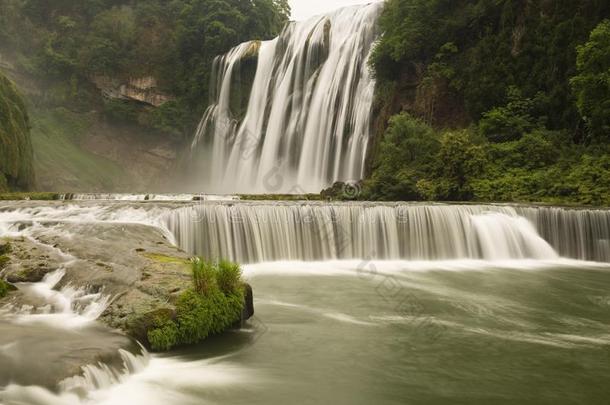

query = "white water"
[1, 353, 254, 405]
[164, 203, 570, 263]
[59, 194, 239, 202]
[2, 200, 610, 404]
[10, 269, 111, 329]
[3, 201, 609, 263]
[0, 262, 110, 330]
[190, 3, 382, 193]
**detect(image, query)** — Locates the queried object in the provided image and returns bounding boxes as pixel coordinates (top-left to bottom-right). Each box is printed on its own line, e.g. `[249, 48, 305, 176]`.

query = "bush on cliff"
[0, 73, 34, 192]
[147, 258, 245, 351]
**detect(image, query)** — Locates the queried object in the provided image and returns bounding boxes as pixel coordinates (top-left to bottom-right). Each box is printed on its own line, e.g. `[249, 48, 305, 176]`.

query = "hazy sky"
[289, 0, 376, 21]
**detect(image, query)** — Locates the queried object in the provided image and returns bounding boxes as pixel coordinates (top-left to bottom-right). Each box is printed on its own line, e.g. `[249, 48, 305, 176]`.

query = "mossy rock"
[5, 265, 53, 283]
[128, 307, 177, 345]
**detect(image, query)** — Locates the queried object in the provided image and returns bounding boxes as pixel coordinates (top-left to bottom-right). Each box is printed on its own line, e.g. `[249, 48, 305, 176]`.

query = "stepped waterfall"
[190, 3, 382, 193]
[163, 203, 610, 264]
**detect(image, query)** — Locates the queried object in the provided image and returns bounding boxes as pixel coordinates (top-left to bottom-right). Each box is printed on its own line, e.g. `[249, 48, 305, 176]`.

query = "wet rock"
[243, 283, 254, 320]
[4, 265, 55, 283]
[1, 207, 253, 352]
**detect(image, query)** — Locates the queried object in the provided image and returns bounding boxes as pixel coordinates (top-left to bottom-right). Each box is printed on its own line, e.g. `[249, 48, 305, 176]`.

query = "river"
[1, 197, 610, 404]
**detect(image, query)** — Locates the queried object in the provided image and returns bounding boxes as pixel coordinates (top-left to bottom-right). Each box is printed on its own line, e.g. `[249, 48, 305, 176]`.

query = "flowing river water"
[1, 197, 610, 404]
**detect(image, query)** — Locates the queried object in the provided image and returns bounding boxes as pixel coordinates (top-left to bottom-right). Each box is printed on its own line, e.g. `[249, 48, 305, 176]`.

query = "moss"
[0, 255, 9, 269]
[147, 259, 245, 351]
[0, 73, 34, 192]
[147, 319, 180, 351]
[142, 253, 190, 265]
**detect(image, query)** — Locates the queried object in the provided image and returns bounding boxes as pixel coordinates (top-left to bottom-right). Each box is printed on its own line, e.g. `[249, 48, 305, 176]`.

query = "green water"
[5, 261, 609, 404]
[163, 261, 610, 405]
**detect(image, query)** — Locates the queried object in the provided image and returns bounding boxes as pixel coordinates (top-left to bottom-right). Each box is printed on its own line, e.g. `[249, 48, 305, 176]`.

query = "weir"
[190, 4, 382, 193]
[163, 203, 610, 263]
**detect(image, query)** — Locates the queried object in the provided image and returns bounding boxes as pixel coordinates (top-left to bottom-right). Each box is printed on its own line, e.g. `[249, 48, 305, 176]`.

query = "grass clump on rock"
[147, 258, 245, 351]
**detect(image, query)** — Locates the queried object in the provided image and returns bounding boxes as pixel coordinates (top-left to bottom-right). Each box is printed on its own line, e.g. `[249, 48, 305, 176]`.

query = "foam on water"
[1, 354, 256, 405]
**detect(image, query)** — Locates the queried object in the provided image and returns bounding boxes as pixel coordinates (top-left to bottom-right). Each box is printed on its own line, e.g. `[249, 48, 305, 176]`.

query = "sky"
[288, 0, 376, 21]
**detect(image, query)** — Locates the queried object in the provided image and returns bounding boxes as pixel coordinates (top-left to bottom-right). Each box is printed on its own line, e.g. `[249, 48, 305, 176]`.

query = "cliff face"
[0, 73, 33, 192]
[91, 76, 174, 107]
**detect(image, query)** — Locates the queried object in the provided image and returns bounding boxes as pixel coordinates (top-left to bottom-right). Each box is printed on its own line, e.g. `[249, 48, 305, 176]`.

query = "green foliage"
[571, 19, 610, 140]
[367, 1, 610, 205]
[0, 279, 9, 298]
[191, 258, 216, 295]
[147, 318, 180, 352]
[364, 112, 610, 206]
[564, 154, 610, 205]
[479, 87, 546, 143]
[29, 107, 127, 191]
[217, 259, 242, 295]
[418, 131, 486, 201]
[0, 73, 34, 192]
[147, 258, 245, 351]
[102, 99, 139, 123]
[1, 0, 290, 133]
[142, 101, 189, 137]
[372, 0, 609, 131]
[362, 113, 439, 200]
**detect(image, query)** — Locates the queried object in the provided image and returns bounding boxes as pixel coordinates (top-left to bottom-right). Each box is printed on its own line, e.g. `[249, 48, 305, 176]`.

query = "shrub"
[479, 88, 542, 143]
[571, 20, 610, 141]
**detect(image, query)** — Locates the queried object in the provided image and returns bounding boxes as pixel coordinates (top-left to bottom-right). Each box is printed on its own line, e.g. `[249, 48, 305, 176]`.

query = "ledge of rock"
[1, 220, 253, 350]
[92, 75, 174, 107]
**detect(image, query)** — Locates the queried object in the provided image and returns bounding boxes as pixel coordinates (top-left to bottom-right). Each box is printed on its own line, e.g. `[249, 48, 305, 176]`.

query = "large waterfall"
[190, 3, 382, 193]
[163, 203, 610, 264]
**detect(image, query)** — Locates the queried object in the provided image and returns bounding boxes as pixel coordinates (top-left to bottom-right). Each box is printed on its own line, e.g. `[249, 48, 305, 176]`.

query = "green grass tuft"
[147, 258, 245, 351]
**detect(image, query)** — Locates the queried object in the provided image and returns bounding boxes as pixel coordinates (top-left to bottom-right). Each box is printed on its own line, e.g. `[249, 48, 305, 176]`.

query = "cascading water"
[190, 3, 382, 193]
[3, 199, 610, 404]
[163, 202, 610, 264]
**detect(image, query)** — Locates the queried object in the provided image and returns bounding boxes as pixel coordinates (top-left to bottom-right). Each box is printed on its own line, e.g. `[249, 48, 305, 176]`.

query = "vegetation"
[361, 114, 609, 205]
[365, 1, 610, 205]
[29, 107, 128, 191]
[0, 73, 34, 192]
[147, 258, 245, 351]
[0, 279, 9, 298]
[0, 192, 60, 200]
[0, 0, 290, 135]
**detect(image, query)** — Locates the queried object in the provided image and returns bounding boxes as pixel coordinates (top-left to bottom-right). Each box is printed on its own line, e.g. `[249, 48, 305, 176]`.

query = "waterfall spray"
[190, 4, 383, 193]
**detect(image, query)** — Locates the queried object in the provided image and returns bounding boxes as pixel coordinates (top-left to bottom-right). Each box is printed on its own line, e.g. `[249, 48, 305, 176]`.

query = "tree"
[363, 113, 440, 200]
[571, 20, 610, 141]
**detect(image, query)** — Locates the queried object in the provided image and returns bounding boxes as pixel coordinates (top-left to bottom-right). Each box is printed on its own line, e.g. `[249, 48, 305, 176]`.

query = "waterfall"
[190, 3, 382, 193]
[162, 203, 610, 264]
[518, 207, 610, 262]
